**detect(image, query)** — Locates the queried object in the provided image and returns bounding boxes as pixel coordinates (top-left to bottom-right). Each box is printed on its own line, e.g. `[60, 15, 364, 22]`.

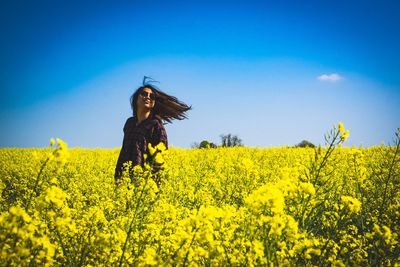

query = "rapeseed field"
[1, 123, 399, 266]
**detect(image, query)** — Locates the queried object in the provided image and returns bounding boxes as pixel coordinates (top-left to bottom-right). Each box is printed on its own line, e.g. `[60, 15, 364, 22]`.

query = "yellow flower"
[381, 225, 392, 242]
[143, 247, 158, 265]
[50, 138, 55, 146]
[304, 248, 321, 259]
[9, 206, 31, 223]
[246, 184, 285, 214]
[154, 153, 164, 165]
[300, 182, 316, 195]
[252, 240, 265, 258]
[156, 142, 167, 152]
[148, 143, 156, 156]
[56, 138, 68, 149]
[341, 195, 361, 213]
[341, 130, 350, 142]
[269, 215, 285, 237]
[45, 186, 67, 208]
[338, 121, 344, 134]
[337, 122, 350, 142]
[40, 235, 55, 258]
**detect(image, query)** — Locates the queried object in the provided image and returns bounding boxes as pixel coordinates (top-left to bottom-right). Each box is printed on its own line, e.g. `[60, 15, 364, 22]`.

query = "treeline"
[193, 134, 316, 148]
[193, 134, 243, 148]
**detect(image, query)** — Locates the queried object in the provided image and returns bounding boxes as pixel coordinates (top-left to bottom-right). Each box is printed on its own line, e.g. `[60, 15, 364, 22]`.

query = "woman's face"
[137, 87, 156, 111]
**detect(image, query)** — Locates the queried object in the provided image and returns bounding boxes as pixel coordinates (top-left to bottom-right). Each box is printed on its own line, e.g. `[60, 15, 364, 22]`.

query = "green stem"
[118, 175, 150, 267]
[378, 135, 400, 220]
[182, 227, 199, 267]
[25, 156, 51, 211]
[77, 213, 96, 267]
[312, 130, 340, 185]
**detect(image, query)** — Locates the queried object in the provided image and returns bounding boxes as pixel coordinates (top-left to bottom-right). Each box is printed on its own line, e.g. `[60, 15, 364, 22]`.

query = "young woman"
[114, 77, 191, 182]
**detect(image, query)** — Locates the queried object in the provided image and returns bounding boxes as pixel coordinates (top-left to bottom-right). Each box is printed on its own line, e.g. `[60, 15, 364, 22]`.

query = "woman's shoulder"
[124, 116, 136, 126]
[126, 116, 136, 124]
[123, 116, 136, 131]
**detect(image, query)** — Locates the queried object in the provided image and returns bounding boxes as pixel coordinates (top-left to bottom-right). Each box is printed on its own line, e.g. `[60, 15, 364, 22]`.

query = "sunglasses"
[139, 91, 156, 100]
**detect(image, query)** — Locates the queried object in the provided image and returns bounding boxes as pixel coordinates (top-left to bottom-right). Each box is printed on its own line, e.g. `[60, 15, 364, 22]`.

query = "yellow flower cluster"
[341, 195, 361, 214]
[0, 125, 399, 266]
[338, 121, 350, 142]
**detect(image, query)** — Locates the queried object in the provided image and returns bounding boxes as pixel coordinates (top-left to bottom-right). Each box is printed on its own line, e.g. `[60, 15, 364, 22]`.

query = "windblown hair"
[130, 77, 191, 123]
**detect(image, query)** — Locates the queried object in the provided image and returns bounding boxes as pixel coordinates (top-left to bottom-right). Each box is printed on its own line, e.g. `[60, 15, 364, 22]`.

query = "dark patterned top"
[114, 115, 168, 179]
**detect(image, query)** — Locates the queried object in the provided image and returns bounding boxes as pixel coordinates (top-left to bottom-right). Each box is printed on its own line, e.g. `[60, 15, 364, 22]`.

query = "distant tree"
[209, 142, 218, 148]
[220, 134, 243, 147]
[198, 140, 218, 149]
[199, 140, 210, 149]
[295, 140, 316, 148]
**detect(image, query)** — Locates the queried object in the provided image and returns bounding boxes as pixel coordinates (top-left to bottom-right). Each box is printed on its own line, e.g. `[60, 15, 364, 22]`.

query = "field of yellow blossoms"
[1, 123, 399, 266]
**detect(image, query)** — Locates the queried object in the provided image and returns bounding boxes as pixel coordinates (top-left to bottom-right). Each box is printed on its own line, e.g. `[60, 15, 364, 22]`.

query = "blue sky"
[1, 0, 399, 148]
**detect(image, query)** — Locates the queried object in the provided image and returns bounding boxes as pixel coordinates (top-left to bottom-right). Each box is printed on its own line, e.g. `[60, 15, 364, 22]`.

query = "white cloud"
[317, 73, 343, 82]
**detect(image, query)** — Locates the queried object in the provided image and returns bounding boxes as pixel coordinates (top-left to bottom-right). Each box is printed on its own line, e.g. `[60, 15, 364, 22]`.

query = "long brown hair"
[130, 77, 191, 123]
